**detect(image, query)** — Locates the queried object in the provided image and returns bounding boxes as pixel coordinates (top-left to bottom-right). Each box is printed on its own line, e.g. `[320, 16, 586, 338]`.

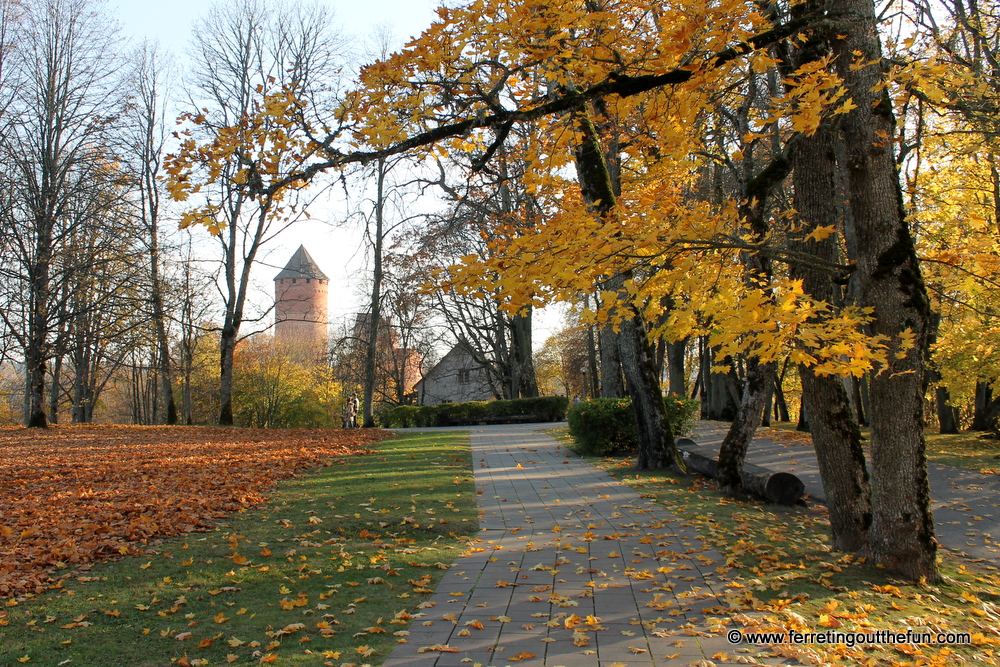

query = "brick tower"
[274, 245, 329, 348]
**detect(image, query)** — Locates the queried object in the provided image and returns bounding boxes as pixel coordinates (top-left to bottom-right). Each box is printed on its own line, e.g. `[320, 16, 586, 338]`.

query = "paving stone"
[382, 424, 740, 665]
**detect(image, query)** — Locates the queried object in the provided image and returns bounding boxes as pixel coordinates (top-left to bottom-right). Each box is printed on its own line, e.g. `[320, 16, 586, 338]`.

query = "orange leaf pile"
[0, 425, 389, 596]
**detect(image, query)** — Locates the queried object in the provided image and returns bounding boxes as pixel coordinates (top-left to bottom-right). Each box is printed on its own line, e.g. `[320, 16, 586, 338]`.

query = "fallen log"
[675, 438, 805, 506]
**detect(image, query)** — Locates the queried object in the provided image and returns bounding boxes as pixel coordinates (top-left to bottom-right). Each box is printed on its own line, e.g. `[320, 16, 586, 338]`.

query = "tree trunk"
[219, 324, 237, 426]
[788, 82, 873, 551]
[833, 0, 939, 581]
[617, 298, 683, 471]
[973, 381, 993, 431]
[49, 356, 61, 424]
[936, 386, 959, 434]
[511, 310, 538, 398]
[773, 366, 790, 422]
[363, 156, 389, 427]
[666, 338, 687, 397]
[760, 374, 773, 427]
[800, 367, 873, 549]
[150, 231, 177, 424]
[701, 344, 741, 421]
[599, 324, 625, 398]
[574, 108, 682, 472]
[716, 359, 776, 495]
[26, 243, 51, 428]
[852, 376, 867, 426]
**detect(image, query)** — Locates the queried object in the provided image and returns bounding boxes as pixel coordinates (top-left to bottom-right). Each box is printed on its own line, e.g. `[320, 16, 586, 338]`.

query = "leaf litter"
[0, 426, 390, 598]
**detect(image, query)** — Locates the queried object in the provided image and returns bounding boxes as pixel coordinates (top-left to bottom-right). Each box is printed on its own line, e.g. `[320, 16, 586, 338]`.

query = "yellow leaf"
[804, 225, 836, 243]
[817, 614, 841, 628]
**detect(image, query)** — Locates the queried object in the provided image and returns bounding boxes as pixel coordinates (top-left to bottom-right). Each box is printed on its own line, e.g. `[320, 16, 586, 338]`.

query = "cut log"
[677, 440, 804, 506]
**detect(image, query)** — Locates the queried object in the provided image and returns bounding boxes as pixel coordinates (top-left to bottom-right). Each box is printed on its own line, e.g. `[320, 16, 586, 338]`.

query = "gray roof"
[275, 245, 328, 281]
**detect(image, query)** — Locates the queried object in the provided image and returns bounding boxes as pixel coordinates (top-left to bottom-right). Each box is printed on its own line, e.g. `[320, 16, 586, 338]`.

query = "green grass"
[924, 431, 1000, 471]
[764, 420, 1000, 472]
[551, 425, 1000, 666]
[0, 431, 478, 667]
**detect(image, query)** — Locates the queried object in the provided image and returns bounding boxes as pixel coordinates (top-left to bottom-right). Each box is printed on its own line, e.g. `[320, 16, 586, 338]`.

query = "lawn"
[763, 421, 1000, 472]
[551, 426, 1000, 667]
[0, 427, 478, 667]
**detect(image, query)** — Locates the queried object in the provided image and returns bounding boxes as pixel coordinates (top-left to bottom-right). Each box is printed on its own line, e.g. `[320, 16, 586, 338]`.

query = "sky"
[110, 0, 566, 347]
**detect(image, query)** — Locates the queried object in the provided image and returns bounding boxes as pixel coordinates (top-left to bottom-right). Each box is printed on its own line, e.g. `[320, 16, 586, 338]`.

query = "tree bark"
[666, 338, 687, 397]
[773, 365, 790, 422]
[833, 0, 939, 581]
[599, 324, 625, 397]
[716, 358, 776, 495]
[511, 310, 539, 398]
[363, 156, 387, 428]
[616, 296, 683, 471]
[788, 75, 873, 551]
[49, 356, 61, 424]
[936, 386, 959, 434]
[973, 381, 993, 431]
[760, 374, 773, 427]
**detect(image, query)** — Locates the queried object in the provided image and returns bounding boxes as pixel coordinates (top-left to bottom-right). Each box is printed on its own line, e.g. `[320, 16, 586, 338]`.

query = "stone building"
[274, 245, 329, 349]
[415, 342, 493, 405]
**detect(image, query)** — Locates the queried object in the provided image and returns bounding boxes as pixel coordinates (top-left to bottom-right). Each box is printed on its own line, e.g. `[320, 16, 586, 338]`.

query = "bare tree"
[127, 42, 180, 423]
[185, 0, 344, 425]
[0, 0, 126, 427]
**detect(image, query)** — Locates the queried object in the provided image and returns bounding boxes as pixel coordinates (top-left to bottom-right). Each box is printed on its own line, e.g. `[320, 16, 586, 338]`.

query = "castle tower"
[274, 245, 329, 348]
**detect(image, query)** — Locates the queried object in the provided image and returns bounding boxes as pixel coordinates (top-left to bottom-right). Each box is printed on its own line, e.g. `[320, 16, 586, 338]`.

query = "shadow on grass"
[0, 430, 478, 667]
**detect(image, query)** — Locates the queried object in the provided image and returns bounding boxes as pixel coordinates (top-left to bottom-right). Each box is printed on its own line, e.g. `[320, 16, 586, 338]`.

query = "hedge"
[567, 396, 700, 456]
[376, 396, 570, 428]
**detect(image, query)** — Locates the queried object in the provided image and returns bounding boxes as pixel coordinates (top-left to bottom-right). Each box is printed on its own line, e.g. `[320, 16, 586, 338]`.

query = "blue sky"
[113, 0, 441, 58]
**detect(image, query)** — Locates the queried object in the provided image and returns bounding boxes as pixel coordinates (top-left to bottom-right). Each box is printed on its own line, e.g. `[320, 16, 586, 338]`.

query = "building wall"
[275, 277, 328, 347]
[417, 345, 493, 405]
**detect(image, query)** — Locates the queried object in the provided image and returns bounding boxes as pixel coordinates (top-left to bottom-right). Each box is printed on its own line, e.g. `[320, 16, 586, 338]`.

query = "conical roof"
[275, 245, 328, 281]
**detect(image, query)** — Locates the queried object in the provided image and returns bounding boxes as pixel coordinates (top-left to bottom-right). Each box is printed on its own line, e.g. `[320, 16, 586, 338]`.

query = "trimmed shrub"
[567, 398, 636, 456]
[663, 395, 700, 438]
[567, 396, 700, 456]
[376, 396, 570, 427]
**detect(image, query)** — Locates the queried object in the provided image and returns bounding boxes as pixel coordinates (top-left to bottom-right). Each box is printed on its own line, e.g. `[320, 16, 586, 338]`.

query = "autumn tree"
[170, 0, 344, 425]
[181, 0, 943, 580]
[232, 335, 340, 428]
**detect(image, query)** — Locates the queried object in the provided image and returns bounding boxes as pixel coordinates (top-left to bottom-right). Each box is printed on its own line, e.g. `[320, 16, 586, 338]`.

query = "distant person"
[345, 394, 357, 428]
[349, 393, 361, 427]
[573, 395, 581, 406]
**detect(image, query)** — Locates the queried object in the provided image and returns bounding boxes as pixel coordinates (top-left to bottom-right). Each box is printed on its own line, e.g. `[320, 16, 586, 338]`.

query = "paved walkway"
[689, 421, 1000, 564]
[384, 423, 757, 667]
